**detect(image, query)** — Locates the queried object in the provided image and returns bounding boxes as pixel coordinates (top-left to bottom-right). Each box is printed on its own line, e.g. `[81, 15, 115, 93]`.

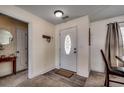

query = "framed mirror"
[0, 28, 13, 49]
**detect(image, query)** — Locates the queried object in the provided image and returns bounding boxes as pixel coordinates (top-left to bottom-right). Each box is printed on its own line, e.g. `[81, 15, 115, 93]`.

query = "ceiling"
[17, 5, 124, 25]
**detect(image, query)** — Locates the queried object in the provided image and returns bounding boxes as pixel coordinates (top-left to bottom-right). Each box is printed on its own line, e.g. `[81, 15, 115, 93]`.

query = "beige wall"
[0, 15, 28, 76]
[90, 15, 124, 72]
[55, 16, 90, 77]
[0, 5, 55, 78]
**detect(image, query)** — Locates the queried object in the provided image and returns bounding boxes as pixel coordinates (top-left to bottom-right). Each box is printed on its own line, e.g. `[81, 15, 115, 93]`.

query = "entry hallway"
[0, 69, 124, 87]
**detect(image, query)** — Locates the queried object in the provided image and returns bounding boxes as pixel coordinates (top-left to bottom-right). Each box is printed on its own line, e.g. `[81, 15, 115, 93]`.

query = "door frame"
[59, 26, 78, 72]
[0, 13, 29, 78]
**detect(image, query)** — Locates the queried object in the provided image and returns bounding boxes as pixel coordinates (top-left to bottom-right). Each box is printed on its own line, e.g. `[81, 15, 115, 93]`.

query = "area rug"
[55, 69, 74, 78]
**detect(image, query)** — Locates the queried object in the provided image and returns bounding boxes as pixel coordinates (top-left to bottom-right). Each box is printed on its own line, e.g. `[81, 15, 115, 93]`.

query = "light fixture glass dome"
[54, 10, 64, 17]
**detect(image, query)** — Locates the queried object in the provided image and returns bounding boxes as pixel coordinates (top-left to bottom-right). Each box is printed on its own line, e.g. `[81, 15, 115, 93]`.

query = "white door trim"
[59, 26, 78, 72]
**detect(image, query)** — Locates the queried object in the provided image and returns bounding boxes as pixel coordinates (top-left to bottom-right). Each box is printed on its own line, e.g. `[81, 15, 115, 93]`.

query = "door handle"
[16, 51, 19, 53]
[74, 51, 77, 53]
[74, 48, 77, 50]
[74, 48, 77, 53]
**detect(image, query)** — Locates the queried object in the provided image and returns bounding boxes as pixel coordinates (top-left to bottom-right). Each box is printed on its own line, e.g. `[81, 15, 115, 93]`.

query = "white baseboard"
[28, 66, 55, 79]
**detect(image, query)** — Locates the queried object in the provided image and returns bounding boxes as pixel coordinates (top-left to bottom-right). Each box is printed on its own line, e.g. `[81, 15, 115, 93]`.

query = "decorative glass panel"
[64, 35, 71, 55]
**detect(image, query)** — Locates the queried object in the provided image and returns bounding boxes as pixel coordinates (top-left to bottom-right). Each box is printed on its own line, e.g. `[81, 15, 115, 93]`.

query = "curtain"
[105, 22, 124, 67]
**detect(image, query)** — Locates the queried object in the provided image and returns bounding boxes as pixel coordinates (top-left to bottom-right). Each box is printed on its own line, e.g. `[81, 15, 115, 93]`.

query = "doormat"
[55, 69, 74, 78]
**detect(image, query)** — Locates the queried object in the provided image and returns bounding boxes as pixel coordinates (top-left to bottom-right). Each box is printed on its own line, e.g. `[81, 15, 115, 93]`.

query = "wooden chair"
[100, 49, 124, 87]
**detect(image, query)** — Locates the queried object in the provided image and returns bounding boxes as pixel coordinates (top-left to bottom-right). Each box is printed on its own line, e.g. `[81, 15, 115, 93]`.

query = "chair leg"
[104, 71, 109, 87]
[104, 78, 107, 86]
[106, 74, 109, 87]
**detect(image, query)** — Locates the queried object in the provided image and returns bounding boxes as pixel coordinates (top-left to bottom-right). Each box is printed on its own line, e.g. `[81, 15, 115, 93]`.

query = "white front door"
[60, 27, 77, 72]
[16, 28, 28, 72]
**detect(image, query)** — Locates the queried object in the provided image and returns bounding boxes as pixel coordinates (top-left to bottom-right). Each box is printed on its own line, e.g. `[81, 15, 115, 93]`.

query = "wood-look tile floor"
[17, 69, 86, 87]
[0, 69, 124, 87]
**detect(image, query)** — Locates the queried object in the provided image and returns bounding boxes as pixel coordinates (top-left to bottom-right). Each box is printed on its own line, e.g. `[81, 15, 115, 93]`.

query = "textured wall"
[90, 15, 124, 72]
[0, 5, 55, 78]
[0, 14, 28, 77]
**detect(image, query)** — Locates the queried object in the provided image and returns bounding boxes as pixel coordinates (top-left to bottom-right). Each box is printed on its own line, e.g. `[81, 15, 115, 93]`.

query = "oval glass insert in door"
[64, 35, 71, 55]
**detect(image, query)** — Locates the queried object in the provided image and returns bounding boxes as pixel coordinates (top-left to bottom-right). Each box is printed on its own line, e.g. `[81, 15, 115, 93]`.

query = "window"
[120, 27, 124, 46]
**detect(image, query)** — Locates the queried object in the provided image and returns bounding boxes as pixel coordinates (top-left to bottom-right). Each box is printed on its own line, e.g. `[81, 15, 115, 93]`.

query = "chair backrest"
[115, 56, 123, 63]
[100, 49, 111, 71]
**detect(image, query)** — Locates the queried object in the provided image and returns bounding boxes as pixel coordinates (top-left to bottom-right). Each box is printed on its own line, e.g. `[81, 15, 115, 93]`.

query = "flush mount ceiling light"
[54, 10, 64, 18]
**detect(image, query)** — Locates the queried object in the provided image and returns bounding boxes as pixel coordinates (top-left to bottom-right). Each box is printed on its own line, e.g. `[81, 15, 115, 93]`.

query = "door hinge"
[59, 33, 61, 36]
[59, 63, 61, 66]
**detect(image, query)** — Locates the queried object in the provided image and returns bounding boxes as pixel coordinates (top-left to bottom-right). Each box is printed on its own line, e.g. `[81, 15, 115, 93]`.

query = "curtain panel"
[105, 22, 123, 67]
